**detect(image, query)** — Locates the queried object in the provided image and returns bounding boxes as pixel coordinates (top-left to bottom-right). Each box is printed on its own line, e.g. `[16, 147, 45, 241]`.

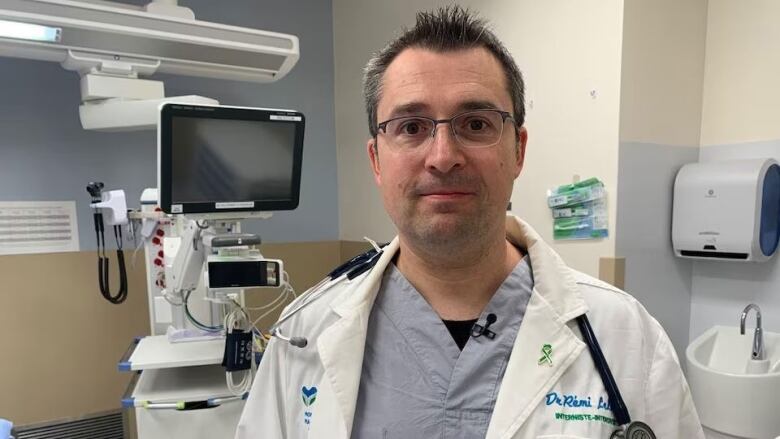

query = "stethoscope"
[269, 246, 656, 439]
[576, 314, 656, 438]
[269, 246, 384, 348]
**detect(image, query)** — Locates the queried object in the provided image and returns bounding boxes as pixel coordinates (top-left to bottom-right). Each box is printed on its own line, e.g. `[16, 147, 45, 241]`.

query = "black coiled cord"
[94, 212, 128, 304]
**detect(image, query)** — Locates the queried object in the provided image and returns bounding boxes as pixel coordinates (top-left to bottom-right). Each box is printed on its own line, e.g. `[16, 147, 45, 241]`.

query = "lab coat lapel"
[316, 309, 366, 437]
[316, 238, 400, 438]
[485, 291, 586, 438]
[485, 216, 589, 438]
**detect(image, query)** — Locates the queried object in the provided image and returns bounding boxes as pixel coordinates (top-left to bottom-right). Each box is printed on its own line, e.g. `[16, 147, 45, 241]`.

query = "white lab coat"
[236, 216, 705, 439]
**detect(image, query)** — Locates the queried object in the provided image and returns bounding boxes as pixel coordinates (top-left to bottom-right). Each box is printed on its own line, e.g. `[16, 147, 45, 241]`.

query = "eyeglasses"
[375, 109, 515, 151]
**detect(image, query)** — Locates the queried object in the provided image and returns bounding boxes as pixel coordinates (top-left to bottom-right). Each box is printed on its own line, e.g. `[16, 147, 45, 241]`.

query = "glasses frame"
[375, 109, 515, 150]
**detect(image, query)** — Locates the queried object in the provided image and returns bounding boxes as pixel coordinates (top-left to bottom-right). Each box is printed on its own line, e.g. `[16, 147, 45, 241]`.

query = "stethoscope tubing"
[576, 314, 631, 427]
[269, 248, 384, 336]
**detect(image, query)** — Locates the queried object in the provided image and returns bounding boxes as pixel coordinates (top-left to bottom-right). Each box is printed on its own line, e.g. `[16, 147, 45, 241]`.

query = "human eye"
[457, 112, 498, 133]
[392, 117, 431, 137]
[453, 111, 505, 147]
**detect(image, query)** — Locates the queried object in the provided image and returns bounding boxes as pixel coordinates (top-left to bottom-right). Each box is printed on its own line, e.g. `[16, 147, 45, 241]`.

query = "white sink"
[686, 326, 780, 439]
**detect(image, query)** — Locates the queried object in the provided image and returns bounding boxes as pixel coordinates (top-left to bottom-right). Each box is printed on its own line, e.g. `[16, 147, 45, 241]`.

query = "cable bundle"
[94, 212, 128, 304]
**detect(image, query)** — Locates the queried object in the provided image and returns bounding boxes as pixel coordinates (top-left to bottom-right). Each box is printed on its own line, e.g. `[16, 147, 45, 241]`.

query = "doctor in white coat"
[237, 6, 705, 439]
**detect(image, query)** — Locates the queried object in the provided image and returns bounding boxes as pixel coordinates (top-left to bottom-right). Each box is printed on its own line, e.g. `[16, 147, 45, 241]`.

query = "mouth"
[413, 176, 480, 202]
[418, 190, 475, 200]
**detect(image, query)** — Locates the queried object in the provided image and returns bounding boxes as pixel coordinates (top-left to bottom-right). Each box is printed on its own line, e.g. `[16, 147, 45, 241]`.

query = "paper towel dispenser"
[672, 158, 780, 262]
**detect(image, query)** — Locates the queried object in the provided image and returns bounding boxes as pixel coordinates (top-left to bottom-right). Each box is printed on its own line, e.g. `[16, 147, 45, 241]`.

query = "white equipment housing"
[90, 188, 128, 226]
[0, 0, 300, 130]
[672, 158, 780, 262]
[0, 0, 299, 81]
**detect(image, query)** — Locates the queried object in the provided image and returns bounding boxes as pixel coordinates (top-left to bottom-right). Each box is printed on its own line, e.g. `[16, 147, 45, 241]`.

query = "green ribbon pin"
[538, 343, 553, 367]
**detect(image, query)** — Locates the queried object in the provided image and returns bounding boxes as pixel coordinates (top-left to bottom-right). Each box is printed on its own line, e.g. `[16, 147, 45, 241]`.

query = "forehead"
[378, 47, 511, 119]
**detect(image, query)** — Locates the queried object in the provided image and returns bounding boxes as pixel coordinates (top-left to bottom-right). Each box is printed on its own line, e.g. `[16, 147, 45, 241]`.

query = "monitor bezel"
[158, 103, 305, 215]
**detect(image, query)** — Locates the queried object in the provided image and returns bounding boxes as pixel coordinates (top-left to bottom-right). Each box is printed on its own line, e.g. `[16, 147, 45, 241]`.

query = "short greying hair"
[362, 6, 525, 138]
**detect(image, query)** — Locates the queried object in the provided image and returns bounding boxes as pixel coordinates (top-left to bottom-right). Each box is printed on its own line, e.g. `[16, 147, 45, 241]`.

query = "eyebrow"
[382, 100, 504, 122]
[385, 102, 429, 120]
[457, 100, 501, 112]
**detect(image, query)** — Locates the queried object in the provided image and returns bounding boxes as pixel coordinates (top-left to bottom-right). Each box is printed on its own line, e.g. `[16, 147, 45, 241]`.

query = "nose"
[424, 123, 465, 174]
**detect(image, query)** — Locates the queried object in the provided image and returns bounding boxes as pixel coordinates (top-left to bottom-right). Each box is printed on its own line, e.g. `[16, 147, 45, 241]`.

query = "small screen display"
[208, 261, 280, 288]
[170, 117, 296, 205]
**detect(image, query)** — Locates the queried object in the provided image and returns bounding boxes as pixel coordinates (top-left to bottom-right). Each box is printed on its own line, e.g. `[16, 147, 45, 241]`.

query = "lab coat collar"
[505, 215, 589, 322]
[317, 215, 588, 437]
[328, 236, 401, 318]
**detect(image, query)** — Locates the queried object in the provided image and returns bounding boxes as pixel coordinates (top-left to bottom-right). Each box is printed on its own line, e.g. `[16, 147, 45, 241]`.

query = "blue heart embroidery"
[302, 386, 318, 406]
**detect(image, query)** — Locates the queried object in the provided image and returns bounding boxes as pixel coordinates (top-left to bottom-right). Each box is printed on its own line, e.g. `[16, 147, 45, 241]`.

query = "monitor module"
[158, 103, 305, 215]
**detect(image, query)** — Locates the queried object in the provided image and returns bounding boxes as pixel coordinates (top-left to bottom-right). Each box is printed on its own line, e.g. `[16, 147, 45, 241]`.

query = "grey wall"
[615, 142, 699, 360]
[0, 0, 338, 250]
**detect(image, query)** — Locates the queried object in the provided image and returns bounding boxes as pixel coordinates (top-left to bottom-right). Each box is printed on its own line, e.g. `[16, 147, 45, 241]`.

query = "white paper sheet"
[0, 201, 80, 255]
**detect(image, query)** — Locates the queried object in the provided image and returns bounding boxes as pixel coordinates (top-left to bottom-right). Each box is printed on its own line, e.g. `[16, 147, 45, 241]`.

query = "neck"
[396, 229, 523, 320]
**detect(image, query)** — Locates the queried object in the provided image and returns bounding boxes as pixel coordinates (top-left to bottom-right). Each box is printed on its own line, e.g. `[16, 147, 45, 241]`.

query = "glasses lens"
[452, 110, 505, 148]
[384, 117, 435, 150]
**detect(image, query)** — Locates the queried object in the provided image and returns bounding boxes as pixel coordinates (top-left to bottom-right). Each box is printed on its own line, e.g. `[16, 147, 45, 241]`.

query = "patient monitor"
[113, 103, 306, 438]
[155, 103, 305, 329]
[158, 103, 306, 216]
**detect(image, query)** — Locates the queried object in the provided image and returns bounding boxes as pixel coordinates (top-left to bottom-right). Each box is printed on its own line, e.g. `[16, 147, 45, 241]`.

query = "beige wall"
[689, 1, 780, 343]
[0, 251, 151, 426]
[1, 241, 364, 427]
[334, 0, 625, 277]
[619, 0, 707, 146]
[700, 0, 780, 146]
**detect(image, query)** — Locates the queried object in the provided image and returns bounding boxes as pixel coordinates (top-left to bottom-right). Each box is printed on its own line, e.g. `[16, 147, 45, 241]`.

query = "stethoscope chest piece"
[610, 421, 655, 439]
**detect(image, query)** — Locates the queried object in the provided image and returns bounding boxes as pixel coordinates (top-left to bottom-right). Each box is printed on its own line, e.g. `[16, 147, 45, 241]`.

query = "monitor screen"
[159, 104, 305, 214]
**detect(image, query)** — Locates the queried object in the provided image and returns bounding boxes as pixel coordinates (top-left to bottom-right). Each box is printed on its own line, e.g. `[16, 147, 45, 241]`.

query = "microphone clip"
[471, 313, 497, 340]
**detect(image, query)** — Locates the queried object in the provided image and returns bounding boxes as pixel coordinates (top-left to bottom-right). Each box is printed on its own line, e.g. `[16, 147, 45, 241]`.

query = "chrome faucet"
[740, 303, 764, 361]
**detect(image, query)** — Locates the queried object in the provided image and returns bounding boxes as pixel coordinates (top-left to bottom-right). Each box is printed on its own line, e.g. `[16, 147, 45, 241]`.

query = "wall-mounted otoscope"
[86, 181, 129, 304]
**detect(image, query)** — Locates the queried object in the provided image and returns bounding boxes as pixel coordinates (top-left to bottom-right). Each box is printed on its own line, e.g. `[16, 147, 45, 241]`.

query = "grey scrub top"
[352, 256, 534, 439]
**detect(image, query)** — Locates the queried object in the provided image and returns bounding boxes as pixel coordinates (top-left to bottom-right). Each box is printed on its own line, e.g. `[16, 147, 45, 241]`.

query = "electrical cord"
[130, 220, 146, 270]
[183, 289, 223, 332]
[93, 211, 128, 304]
[248, 271, 296, 332]
[221, 273, 296, 395]
[224, 303, 254, 396]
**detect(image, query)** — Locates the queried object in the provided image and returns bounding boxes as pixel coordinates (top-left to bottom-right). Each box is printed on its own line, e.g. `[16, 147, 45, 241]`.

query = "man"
[237, 6, 705, 438]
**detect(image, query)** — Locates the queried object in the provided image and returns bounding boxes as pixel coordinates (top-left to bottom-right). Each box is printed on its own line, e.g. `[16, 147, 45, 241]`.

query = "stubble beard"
[400, 199, 493, 255]
[389, 170, 512, 257]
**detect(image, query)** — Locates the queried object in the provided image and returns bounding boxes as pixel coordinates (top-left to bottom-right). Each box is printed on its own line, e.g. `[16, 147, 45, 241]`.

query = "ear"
[513, 126, 528, 178]
[367, 138, 382, 185]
